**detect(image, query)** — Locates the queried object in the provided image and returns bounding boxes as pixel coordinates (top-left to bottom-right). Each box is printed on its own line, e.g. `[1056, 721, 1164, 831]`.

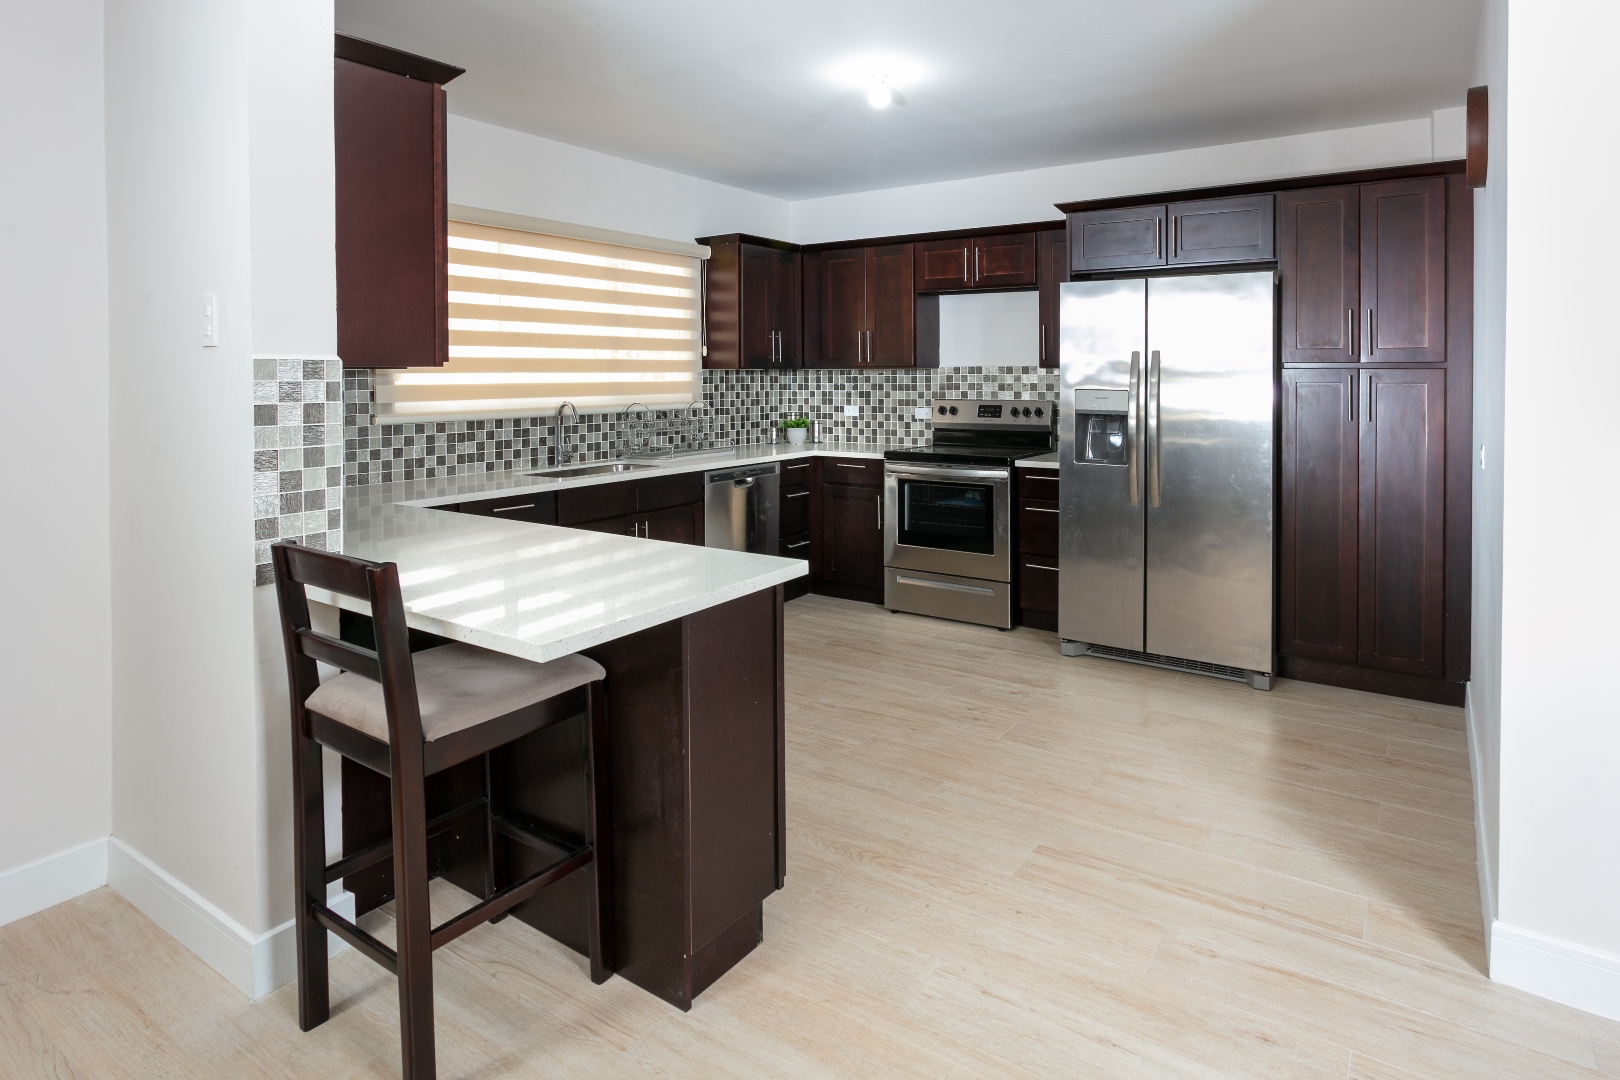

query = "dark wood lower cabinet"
[1016, 469, 1060, 630]
[815, 482, 883, 602]
[1280, 369, 1359, 662]
[1359, 367, 1446, 676]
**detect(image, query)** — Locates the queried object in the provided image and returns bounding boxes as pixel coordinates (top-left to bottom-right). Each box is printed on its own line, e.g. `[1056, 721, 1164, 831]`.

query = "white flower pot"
[785, 427, 807, 445]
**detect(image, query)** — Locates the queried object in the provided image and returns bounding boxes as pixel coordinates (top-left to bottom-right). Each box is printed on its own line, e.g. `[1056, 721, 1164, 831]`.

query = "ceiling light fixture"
[866, 76, 894, 110]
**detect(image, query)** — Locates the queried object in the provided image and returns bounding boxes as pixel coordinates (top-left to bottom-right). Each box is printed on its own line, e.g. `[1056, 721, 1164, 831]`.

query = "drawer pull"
[783, 491, 808, 499]
[1023, 506, 1060, 513]
[492, 503, 536, 513]
[834, 462, 866, 469]
[1025, 562, 1058, 571]
[783, 540, 810, 550]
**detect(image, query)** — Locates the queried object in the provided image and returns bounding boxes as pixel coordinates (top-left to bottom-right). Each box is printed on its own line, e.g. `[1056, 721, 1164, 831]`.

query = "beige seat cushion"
[305, 642, 604, 745]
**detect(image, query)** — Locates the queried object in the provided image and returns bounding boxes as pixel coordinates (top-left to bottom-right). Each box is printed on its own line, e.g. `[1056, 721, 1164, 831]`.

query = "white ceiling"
[335, 0, 1483, 201]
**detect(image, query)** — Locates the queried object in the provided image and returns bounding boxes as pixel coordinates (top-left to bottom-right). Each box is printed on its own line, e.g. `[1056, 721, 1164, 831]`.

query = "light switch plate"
[913, 406, 932, 420]
[842, 404, 859, 416]
[202, 294, 218, 347]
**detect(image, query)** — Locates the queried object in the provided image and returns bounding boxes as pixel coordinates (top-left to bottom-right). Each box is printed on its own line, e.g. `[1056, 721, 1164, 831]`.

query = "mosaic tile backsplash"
[343, 367, 1061, 486]
[254, 358, 344, 586]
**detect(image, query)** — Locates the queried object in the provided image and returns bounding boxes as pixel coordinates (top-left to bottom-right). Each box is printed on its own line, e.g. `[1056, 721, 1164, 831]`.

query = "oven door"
[883, 463, 1012, 581]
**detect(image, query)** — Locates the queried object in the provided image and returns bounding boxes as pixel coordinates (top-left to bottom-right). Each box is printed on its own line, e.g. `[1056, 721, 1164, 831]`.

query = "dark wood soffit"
[1467, 86, 1489, 188]
[694, 234, 801, 252]
[797, 219, 1066, 254]
[335, 33, 465, 85]
[1054, 160, 1465, 216]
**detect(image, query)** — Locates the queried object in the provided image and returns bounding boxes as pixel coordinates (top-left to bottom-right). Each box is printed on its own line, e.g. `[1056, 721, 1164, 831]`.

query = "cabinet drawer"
[455, 491, 557, 524]
[780, 484, 810, 536]
[778, 532, 810, 560]
[781, 458, 812, 486]
[822, 457, 882, 487]
[1019, 557, 1059, 613]
[1019, 500, 1060, 556]
[557, 480, 635, 525]
[636, 471, 703, 513]
[1019, 470, 1059, 502]
[1070, 205, 1167, 272]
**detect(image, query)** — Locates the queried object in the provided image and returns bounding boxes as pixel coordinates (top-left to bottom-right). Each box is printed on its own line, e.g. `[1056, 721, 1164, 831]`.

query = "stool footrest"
[323, 797, 489, 884]
[311, 903, 398, 975]
[491, 813, 579, 858]
[430, 846, 593, 951]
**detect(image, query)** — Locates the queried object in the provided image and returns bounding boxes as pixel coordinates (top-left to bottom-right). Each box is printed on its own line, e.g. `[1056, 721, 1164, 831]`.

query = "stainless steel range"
[883, 399, 1056, 628]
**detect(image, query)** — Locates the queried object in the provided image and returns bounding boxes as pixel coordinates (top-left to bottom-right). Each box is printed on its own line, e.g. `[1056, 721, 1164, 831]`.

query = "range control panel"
[932, 398, 1053, 426]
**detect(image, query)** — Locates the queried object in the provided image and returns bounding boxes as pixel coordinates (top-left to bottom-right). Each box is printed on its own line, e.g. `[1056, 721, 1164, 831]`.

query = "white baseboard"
[0, 838, 109, 927]
[107, 836, 350, 1000]
[1491, 921, 1620, 1022]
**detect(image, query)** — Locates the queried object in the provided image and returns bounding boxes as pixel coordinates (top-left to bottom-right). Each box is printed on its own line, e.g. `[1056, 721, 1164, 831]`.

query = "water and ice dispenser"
[1073, 388, 1130, 466]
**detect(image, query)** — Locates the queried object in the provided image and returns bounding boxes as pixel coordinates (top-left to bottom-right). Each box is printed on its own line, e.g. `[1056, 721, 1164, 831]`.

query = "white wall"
[0, 0, 114, 920]
[938, 292, 1039, 367]
[106, 0, 261, 936]
[790, 116, 1450, 244]
[1487, 0, 1620, 1022]
[449, 115, 792, 246]
[1469, 0, 1507, 948]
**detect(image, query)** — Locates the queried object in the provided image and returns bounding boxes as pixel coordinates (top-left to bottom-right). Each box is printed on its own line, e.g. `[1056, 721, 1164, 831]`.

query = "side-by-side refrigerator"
[1058, 272, 1276, 689]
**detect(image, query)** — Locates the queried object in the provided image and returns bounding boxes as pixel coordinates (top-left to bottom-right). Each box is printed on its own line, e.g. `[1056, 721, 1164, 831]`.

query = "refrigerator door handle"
[1126, 350, 1141, 508]
[1147, 349, 1162, 508]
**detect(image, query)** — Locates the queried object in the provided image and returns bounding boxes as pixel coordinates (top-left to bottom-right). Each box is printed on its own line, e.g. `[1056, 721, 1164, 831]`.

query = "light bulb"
[867, 80, 893, 109]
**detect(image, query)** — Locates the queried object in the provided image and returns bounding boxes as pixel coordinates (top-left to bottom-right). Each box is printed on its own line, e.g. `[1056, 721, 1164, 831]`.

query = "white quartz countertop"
[320, 440, 910, 663]
[1017, 452, 1059, 468]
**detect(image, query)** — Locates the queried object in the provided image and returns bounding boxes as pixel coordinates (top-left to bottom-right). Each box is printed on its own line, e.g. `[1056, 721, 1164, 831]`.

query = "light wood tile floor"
[5, 594, 1619, 1078]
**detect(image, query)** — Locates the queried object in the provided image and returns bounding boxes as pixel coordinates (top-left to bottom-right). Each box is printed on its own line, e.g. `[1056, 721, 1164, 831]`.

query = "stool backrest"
[271, 542, 426, 752]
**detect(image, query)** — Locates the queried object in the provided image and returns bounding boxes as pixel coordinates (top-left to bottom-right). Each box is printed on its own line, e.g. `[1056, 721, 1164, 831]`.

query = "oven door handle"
[884, 465, 1010, 482]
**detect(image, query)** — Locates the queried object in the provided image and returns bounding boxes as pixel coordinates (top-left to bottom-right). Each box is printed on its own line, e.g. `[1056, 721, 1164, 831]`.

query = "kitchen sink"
[524, 462, 655, 478]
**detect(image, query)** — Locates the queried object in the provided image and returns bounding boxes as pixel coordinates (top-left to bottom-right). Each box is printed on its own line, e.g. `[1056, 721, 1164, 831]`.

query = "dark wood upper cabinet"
[1359, 367, 1446, 676]
[1279, 187, 1360, 365]
[914, 238, 971, 291]
[819, 244, 915, 367]
[972, 233, 1037, 288]
[334, 36, 462, 369]
[1069, 205, 1167, 272]
[1167, 195, 1274, 265]
[1036, 229, 1067, 369]
[699, 235, 801, 369]
[1361, 178, 1446, 364]
[1280, 369, 1359, 663]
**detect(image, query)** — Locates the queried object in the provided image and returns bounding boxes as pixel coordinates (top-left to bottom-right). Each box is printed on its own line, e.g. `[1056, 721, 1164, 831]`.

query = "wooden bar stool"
[271, 542, 613, 1080]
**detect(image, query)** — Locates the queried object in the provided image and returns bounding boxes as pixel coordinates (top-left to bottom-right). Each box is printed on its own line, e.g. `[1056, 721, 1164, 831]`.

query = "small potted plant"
[783, 416, 809, 445]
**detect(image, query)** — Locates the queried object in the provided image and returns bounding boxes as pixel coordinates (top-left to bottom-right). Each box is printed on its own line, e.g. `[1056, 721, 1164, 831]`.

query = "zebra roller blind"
[372, 220, 702, 421]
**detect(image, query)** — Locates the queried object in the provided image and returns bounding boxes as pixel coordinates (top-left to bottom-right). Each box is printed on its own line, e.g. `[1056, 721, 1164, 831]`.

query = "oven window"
[898, 480, 996, 555]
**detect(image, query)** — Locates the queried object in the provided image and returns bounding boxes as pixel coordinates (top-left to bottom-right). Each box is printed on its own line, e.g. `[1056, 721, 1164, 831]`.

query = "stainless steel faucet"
[555, 401, 580, 465]
[620, 402, 650, 456]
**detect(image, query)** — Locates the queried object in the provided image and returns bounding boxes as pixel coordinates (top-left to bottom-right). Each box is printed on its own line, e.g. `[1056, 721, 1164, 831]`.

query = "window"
[372, 220, 703, 421]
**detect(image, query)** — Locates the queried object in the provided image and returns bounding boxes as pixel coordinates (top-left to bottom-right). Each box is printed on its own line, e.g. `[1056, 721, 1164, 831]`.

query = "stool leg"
[391, 765, 436, 1079]
[585, 681, 614, 984]
[291, 719, 329, 1030]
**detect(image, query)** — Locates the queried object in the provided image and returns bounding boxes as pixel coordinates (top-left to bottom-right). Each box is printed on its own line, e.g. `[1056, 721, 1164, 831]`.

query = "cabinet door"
[1018, 502, 1060, 557]
[1279, 369, 1359, 662]
[1069, 205, 1167, 272]
[574, 513, 636, 537]
[335, 58, 448, 368]
[1359, 368, 1446, 675]
[557, 479, 636, 525]
[1168, 195, 1274, 265]
[973, 233, 1037, 288]
[780, 485, 810, 537]
[1036, 229, 1066, 369]
[821, 247, 866, 366]
[866, 244, 914, 366]
[1018, 557, 1059, 614]
[740, 244, 775, 368]
[820, 483, 883, 589]
[914, 238, 971, 291]
[643, 503, 702, 545]
[1279, 187, 1360, 365]
[1361, 178, 1446, 364]
[771, 248, 801, 367]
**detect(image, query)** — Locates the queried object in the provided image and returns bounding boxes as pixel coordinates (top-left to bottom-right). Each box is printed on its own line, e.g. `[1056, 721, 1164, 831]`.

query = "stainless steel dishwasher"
[704, 462, 780, 554]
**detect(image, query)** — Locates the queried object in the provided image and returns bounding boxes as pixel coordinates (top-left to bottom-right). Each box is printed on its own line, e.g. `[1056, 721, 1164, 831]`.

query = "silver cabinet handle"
[1170, 214, 1176, 258]
[1366, 308, 1374, 358]
[894, 574, 994, 596]
[783, 490, 808, 498]
[877, 494, 882, 531]
[1347, 308, 1354, 356]
[1147, 349, 1162, 508]
[492, 503, 535, 513]
[783, 539, 809, 549]
[962, 247, 968, 283]
[1041, 324, 1046, 362]
[1023, 506, 1060, 513]
[1024, 562, 1058, 571]
[1125, 350, 1141, 508]
[835, 462, 866, 469]
[974, 246, 980, 282]
[1155, 217, 1161, 258]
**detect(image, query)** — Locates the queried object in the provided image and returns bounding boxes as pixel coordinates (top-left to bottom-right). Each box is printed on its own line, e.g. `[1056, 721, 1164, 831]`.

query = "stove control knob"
[1034, 407, 1044, 418]
[949, 406, 958, 416]
[1022, 407, 1032, 417]
[937, 405, 947, 415]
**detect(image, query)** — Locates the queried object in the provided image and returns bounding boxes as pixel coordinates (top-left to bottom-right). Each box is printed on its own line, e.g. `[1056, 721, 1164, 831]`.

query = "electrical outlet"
[843, 404, 860, 416]
[202, 294, 218, 347]
[913, 406, 932, 420]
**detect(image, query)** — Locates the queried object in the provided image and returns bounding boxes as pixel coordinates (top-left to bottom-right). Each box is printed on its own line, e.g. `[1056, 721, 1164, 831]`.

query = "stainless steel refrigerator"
[1058, 272, 1275, 688]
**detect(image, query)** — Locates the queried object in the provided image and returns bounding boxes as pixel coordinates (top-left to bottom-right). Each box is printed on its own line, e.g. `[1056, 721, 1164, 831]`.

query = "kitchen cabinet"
[1036, 229, 1066, 369]
[819, 244, 916, 367]
[1279, 178, 1446, 366]
[1016, 468, 1060, 630]
[1280, 369, 1359, 662]
[700, 235, 801, 369]
[1068, 195, 1275, 274]
[818, 483, 884, 594]
[779, 457, 811, 601]
[1359, 368, 1447, 676]
[334, 35, 462, 369]
[1279, 367, 1447, 682]
[914, 234, 1036, 291]
[461, 472, 704, 545]
[453, 490, 557, 524]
